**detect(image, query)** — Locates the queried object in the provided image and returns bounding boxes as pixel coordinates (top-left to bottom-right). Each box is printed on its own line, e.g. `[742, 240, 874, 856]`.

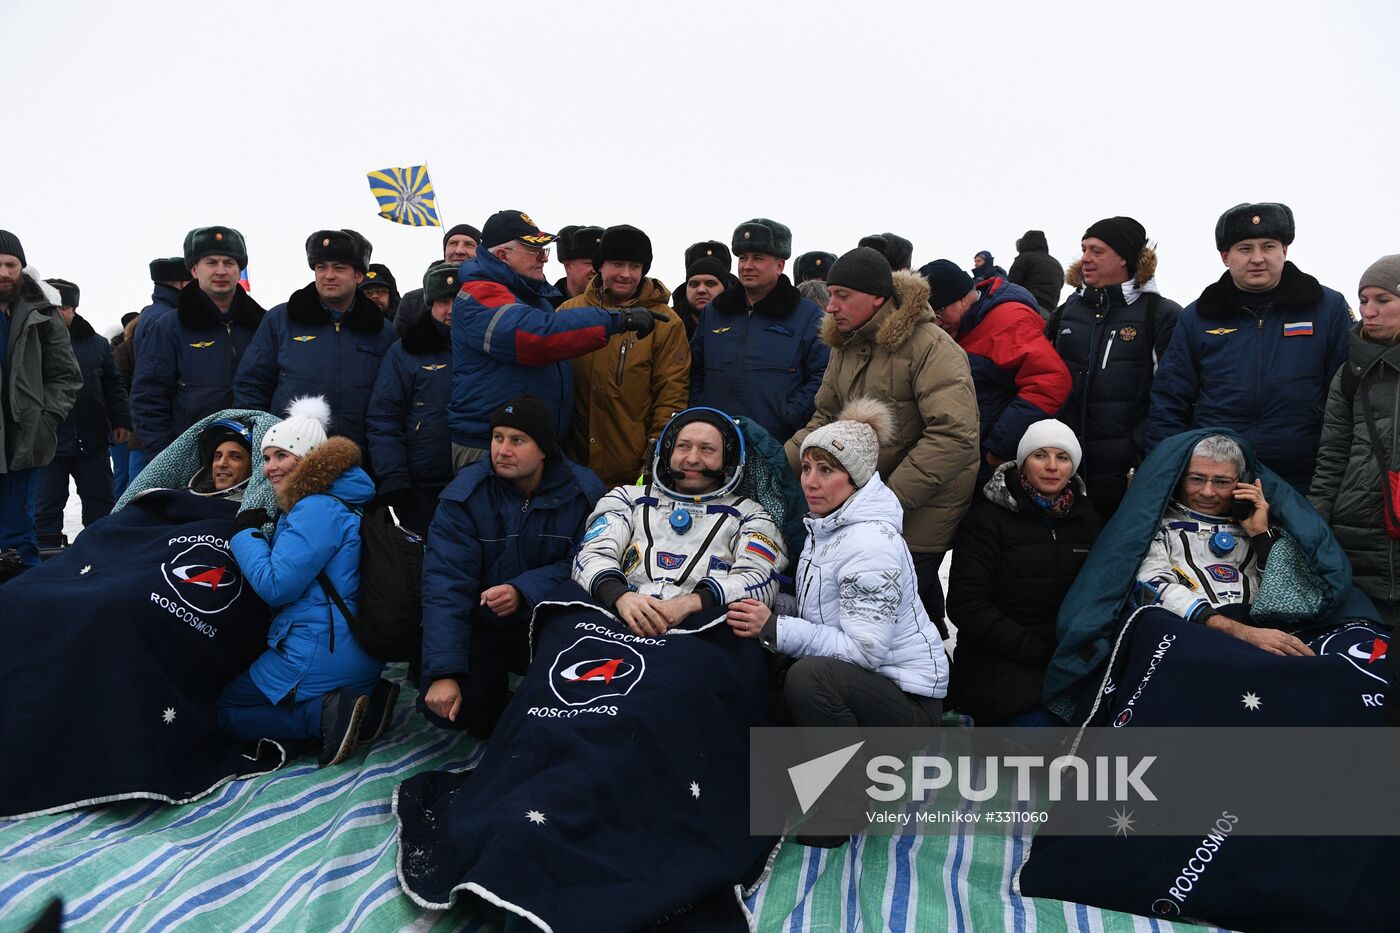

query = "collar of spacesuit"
[1166, 499, 1240, 529]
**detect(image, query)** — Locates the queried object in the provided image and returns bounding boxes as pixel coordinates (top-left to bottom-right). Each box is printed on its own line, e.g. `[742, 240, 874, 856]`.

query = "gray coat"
[2, 275, 82, 472]
[1310, 323, 1400, 606]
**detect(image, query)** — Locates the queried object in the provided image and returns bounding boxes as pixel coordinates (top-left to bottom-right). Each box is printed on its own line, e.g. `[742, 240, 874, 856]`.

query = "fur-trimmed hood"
[822, 269, 934, 349]
[1192, 261, 1324, 320]
[1065, 244, 1159, 292]
[400, 304, 451, 356]
[275, 435, 371, 513]
[176, 280, 266, 331]
[285, 281, 387, 334]
[981, 460, 1088, 513]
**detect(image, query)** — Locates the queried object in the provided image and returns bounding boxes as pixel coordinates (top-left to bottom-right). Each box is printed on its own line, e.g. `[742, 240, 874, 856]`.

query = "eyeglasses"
[1183, 474, 1238, 490]
[502, 244, 550, 260]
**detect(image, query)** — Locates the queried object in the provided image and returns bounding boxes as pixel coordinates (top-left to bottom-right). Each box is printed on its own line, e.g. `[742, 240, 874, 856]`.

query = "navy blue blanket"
[1019, 607, 1399, 931]
[394, 592, 778, 932]
[0, 489, 281, 818]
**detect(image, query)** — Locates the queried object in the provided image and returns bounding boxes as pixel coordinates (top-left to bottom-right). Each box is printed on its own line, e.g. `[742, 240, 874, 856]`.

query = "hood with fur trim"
[981, 460, 1088, 513]
[822, 269, 934, 349]
[275, 435, 367, 513]
[1065, 244, 1159, 292]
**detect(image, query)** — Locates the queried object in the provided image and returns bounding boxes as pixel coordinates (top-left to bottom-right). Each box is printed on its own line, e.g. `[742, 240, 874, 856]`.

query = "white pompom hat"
[1016, 419, 1082, 473]
[261, 396, 332, 459]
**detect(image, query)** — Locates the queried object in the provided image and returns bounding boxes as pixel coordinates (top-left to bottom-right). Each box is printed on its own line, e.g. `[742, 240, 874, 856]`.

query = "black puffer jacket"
[1007, 230, 1064, 318]
[946, 464, 1101, 725]
[1048, 249, 1181, 519]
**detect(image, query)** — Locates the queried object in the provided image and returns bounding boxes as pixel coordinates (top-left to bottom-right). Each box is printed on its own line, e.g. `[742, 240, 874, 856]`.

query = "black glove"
[232, 507, 274, 537]
[616, 308, 669, 339]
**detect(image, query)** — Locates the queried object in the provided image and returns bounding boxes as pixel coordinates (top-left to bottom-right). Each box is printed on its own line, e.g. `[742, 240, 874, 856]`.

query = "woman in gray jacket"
[1311, 254, 1400, 628]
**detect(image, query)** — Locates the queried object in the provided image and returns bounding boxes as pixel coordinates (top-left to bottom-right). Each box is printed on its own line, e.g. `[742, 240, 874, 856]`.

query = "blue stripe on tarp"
[0, 811, 95, 860]
[94, 803, 163, 839]
[341, 874, 403, 931]
[146, 801, 385, 927]
[1009, 827, 1027, 933]
[845, 835, 861, 931]
[1075, 900, 1091, 931]
[93, 778, 373, 926]
[787, 845, 823, 933]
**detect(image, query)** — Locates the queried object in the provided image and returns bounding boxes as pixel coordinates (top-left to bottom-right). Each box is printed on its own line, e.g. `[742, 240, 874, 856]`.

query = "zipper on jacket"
[615, 337, 631, 386]
[1100, 330, 1116, 370]
[522, 497, 531, 513]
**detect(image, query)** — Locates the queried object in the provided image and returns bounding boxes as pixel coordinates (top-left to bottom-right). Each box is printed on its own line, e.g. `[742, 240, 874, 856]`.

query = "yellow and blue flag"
[366, 164, 441, 227]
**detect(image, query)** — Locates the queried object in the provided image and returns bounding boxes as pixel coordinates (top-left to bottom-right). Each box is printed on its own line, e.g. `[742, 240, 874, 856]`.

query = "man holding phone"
[1134, 433, 1314, 657]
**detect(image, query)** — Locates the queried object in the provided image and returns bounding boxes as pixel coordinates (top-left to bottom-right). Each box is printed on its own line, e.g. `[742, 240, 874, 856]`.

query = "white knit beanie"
[800, 398, 895, 488]
[261, 396, 331, 459]
[1016, 419, 1082, 473]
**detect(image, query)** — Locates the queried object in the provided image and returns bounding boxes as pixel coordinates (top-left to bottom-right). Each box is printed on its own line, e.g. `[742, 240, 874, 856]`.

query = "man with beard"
[234, 230, 396, 460]
[35, 278, 131, 549]
[0, 231, 82, 569]
[133, 226, 265, 457]
[559, 225, 689, 487]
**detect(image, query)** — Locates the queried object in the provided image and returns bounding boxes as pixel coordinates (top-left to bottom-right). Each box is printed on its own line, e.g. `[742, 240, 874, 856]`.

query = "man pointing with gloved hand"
[447, 209, 670, 470]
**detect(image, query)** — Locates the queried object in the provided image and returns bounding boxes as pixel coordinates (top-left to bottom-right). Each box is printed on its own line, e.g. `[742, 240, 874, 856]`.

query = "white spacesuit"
[1136, 500, 1270, 624]
[573, 408, 787, 611]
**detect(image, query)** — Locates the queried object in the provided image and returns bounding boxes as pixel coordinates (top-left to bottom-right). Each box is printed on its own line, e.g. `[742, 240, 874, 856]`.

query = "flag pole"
[426, 159, 445, 230]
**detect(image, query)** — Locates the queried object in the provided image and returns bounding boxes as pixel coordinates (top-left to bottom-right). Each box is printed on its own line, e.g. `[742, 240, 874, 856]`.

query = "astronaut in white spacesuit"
[1136, 433, 1314, 657]
[572, 407, 787, 636]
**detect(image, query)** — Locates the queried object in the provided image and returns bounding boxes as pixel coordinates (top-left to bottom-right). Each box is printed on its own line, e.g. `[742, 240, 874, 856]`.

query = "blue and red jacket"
[954, 277, 1072, 462]
[448, 248, 623, 450]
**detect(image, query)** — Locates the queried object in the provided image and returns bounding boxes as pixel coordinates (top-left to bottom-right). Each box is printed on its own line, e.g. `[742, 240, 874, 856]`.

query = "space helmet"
[651, 407, 746, 502]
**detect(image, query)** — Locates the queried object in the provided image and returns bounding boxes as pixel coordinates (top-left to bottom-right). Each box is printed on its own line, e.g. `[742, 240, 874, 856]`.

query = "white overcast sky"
[4, 0, 1398, 334]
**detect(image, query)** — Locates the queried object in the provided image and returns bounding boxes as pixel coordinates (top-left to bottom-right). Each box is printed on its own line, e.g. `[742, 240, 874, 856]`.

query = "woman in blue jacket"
[217, 396, 395, 767]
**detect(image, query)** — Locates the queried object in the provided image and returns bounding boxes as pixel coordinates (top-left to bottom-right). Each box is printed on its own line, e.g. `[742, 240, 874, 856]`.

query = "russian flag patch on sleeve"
[745, 540, 777, 563]
[1283, 321, 1313, 336]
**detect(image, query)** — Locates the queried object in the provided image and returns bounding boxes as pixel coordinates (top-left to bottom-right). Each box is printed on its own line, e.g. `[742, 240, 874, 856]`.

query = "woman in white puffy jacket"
[728, 398, 948, 729]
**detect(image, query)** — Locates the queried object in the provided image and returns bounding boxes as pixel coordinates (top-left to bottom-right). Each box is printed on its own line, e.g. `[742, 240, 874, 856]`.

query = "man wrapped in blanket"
[1135, 433, 1314, 657]
[573, 406, 787, 636]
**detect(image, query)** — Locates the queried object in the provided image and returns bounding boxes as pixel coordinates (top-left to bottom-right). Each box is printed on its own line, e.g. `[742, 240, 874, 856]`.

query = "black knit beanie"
[827, 247, 893, 298]
[490, 394, 558, 457]
[918, 259, 976, 309]
[0, 230, 26, 267]
[442, 223, 482, 249]
[1082, 216, 1147, 276]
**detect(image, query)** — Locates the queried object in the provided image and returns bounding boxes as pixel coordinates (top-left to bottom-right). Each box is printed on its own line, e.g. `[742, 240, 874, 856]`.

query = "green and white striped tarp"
[0, 675, 1224, 932]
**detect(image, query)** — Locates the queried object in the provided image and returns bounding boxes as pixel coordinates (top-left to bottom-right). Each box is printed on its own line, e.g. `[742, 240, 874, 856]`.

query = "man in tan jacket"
[786, 246, 979, 635]
[559, 225, 690, 488]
